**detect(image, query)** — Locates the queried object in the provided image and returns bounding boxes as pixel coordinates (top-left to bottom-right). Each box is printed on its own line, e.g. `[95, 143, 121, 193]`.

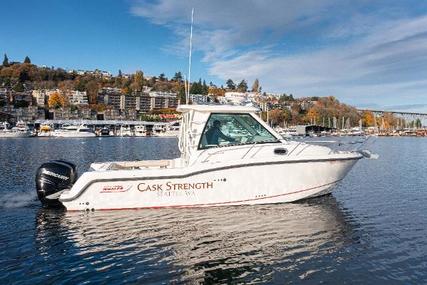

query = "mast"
[186, 8, 194, 104]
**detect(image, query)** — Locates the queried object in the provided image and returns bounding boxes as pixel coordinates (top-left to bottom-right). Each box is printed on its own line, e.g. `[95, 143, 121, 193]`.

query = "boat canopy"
[177, 104, 281, 165]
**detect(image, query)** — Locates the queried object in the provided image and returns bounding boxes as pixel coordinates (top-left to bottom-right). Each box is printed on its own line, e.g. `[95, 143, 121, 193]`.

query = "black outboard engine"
[36, 160, 77, 207]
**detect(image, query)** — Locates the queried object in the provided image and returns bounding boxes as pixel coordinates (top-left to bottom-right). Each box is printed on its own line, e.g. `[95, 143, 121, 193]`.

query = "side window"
[199, 113, 278, 149]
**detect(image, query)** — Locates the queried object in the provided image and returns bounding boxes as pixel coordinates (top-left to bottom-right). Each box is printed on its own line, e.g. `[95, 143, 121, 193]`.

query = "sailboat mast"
[186, 8, 194, 104]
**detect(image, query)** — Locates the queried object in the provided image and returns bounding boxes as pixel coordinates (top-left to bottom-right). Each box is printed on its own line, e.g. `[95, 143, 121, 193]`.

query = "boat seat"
[108, 160, 172, 170]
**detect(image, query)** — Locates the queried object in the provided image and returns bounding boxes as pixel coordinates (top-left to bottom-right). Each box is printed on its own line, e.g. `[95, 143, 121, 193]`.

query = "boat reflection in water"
[35, 195, 356, 283]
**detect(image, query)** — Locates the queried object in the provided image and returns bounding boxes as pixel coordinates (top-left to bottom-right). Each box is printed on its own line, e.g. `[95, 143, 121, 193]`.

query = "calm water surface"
[0, 137, 426, 284]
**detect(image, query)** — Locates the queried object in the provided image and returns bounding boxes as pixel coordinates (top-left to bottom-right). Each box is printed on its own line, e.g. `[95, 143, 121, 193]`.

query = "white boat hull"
[0, 132, 30, 138]
[53, 132, 96, 138]
[59, 156, 360, 211]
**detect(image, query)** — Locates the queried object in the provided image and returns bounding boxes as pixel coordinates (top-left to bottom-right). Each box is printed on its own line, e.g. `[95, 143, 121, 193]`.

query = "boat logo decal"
[100, 185, 132, 193]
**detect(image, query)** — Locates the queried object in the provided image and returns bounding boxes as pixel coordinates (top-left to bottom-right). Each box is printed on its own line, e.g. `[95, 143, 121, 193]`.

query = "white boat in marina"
[134, 125, 146, 137]
[150, 122, 180, 137]
[35, 104, 376, 211]
[0, 121, 30, 138]
[52, 124, 96, 138]
[119, 125, 134, 137]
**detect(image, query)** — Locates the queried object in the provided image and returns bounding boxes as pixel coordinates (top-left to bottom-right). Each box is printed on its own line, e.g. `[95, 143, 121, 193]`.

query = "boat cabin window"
[199, 113, 279, 149]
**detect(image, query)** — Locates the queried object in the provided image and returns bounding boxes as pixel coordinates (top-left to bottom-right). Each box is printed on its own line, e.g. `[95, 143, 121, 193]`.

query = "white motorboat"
[134, 125, 146, 137]
[0, 121, 30, 138]
[151, 122, 180, 137]
[52, 124, 96, 138]
[119, 125, 134, 137]
[35, 105, 375, 211]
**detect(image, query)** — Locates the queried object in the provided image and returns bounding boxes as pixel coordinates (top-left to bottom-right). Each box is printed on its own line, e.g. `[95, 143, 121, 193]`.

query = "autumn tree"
[269, 109, 291, 127]
[251, 78, 260, 93]
[208, 86, 225, 97]
[306, 107, 319, 124]
[362, 111, 375, 127]
[85, 80, 99, 104]
[131, 70, 144, 92]
[48, 91, 68, 109]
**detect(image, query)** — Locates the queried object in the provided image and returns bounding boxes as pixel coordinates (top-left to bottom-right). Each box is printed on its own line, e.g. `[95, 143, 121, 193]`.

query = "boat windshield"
[199, 113, 279, 149]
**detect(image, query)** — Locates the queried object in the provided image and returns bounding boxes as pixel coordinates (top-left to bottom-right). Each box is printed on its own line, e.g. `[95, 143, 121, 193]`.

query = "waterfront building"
[147, 91, 178, 111]
[68, 90, 88, 105]
[32, 90, 46, 106]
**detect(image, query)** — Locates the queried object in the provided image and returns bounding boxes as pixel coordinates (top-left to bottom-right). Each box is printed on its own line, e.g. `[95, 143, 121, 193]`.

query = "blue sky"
[1, 0, 427, 112]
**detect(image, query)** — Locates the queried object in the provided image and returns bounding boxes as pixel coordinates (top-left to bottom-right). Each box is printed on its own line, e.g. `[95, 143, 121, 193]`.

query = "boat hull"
[0, 132, 30, 138]
[60, 157, 360, 211]
[53, 132, 96, 138]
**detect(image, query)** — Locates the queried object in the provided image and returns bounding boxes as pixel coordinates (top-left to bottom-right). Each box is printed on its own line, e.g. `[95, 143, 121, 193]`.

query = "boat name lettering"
[137, 182, 214, 192]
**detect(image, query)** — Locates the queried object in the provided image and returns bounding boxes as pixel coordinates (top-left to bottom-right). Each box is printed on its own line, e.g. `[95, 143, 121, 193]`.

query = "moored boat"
[0, 121, 30, 138]
[52, 124, 96, 138]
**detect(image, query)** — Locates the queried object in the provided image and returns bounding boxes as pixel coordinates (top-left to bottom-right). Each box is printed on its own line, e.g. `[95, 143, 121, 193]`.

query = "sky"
[1, 0, 427, 112]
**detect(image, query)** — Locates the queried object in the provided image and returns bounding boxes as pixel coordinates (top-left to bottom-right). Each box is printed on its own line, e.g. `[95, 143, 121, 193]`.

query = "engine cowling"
[35, 160, 77, 207]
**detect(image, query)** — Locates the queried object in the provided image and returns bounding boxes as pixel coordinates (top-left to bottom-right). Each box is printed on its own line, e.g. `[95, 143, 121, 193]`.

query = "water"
[0, 137, 426, 284]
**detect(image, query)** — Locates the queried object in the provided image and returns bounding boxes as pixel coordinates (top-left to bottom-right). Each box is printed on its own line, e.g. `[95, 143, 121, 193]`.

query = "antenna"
[186, 8, 194, 104]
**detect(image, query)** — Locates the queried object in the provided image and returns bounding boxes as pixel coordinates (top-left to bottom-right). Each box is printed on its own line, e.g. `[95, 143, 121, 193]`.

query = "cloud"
[130, 1, 427, 111]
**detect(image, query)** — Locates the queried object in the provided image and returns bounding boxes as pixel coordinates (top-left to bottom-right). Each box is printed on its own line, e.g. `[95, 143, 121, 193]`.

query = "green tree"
[237, 80, 248, 92]
[118, 69, 122, 77]
[173, 71, 183, 82]
[3, 54, 9, 66]
[24, 56, 31, 64]
[202, 80, 208, 95]
[226, 79, 235, 90]
[159, 73, 166, 81]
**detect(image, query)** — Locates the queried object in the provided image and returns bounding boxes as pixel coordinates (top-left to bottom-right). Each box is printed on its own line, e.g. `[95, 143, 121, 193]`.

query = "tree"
[85, 80, 99, 104]
[190, 79, 203, 94]
[251, 78, 260, 93]
[237, 80, 248, 92]
[173, 71, 183, 82]
[24, 56, 31, 64]
[118, 69, 122, 77]
[226, 79, 235, 90]
[3, 54, 9, 66]
[131, 70, 144, 92]
[48, 91, 67, 109]
[362, 111, 375, 127]
[202, 80, 208, 95]
[159, 73, 166, 81]
[269, 109, 290, 127]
